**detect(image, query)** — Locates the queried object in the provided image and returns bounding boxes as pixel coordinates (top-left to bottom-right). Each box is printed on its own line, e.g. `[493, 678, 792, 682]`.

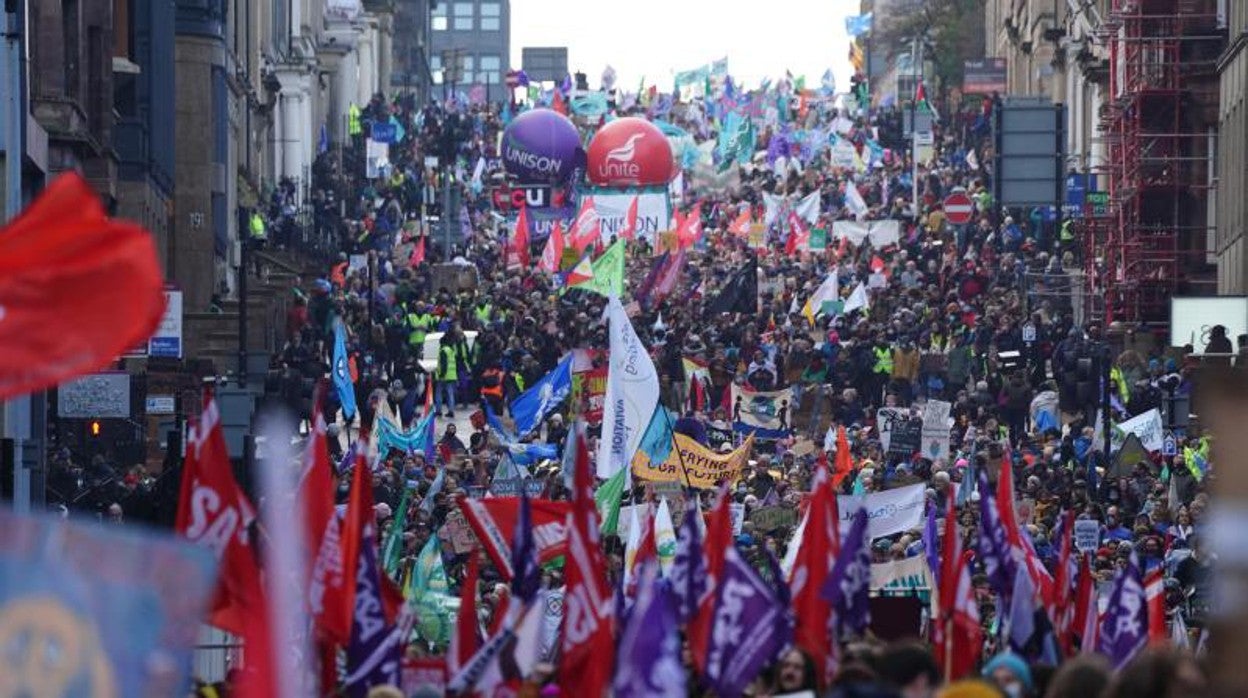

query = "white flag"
[801, 273, 840, 325]
[655, 498, 677, 575]
[843, 282, 870, 314]
[794, 190, 822, 224]
[597, 295, 660, 479]
[845, 180, 869, 220]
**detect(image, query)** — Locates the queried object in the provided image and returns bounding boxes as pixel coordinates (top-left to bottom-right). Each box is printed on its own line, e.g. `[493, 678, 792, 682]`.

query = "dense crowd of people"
[211, 73, 1222, 697]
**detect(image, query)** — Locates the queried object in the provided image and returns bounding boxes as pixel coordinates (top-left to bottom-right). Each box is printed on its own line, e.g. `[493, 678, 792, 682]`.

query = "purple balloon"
[500, 109, 581, 184]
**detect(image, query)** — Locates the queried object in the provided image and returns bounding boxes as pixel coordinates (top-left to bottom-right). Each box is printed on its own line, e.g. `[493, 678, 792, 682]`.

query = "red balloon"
[585, 117, 675, 187]
[0, 172, 165, 400]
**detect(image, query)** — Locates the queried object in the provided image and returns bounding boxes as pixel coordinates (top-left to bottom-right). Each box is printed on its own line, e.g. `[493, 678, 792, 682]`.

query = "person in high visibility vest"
[347, 104, 362, 137]
[405, 303, 436, 352]
[249, 211, 267, 242]
[435, 334, 459, 417]
[479, 365, 505, 413]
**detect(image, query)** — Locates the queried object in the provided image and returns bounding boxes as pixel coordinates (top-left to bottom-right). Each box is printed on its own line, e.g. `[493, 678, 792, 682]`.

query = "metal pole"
[442, 172, 452, 258]
[1101, 340, 1112, 455]
[911, 36, 922, 217]
[238, 207, 250, 388]
[4, 1, 30, 514]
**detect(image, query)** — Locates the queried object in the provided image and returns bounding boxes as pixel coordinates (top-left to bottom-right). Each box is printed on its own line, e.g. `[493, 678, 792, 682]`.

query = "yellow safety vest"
[348, 104, 362, 136]
[437, 345, 459, 382]
[873, 346, 893, 374]
[249, 213, 266, 240]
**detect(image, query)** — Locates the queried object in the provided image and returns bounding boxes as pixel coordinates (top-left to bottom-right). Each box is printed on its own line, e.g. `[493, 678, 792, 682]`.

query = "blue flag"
[509, 354, 573, 437]
[821, 507, 872, 636]
[670, 504, 706, 624]
[976, 471, 1018, 607]
[333, 320, 358, 420]
[318, 123, 329, 154]
[705, 544, 791, 696]
[344, 517, 402, 695]
[375, 413, 435, 458]
[614, 568, 685, 698]
[924, 501, 941, 590]
[636, 405, 677, 466]
[845, 12, 873, 38]
[1097, 554, 1148, 669]
[511, 490, 541, 604]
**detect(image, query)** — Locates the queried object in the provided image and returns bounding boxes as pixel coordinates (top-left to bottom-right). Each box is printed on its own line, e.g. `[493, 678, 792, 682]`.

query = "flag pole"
[661, 405, 697, 495]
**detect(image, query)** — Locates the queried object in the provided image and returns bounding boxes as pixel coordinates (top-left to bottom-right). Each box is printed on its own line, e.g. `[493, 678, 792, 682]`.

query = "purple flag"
[976, 470, 1017, 601]
[614, 566, 685, 698]
[1097, 554, 1147, 670]
[670, 504, 706, 624]
[821, 507, 872, 636]
[344, 520, 402, 696]
[705, 544, 792, 698]
[924, 501, 940, 591]
[512, 489, 540, 604]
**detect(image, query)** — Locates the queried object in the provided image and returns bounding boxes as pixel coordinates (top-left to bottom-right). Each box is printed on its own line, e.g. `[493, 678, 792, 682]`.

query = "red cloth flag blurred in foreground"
[0, 172, 165, 400]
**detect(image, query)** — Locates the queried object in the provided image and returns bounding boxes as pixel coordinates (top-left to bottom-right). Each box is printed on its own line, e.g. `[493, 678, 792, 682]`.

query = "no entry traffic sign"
[943, 192, 975, 225]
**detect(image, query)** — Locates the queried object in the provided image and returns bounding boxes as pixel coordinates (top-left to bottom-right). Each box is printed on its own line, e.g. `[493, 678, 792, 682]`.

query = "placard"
[752, 506, 799, 532]
[730, 502, 746, 536]
[887, 418, 923, 458]
[439, 509, 478, 555]
[1074, 519, 1101, 553]
[837, 484, 926, 539]
[921, 399, 952, 462]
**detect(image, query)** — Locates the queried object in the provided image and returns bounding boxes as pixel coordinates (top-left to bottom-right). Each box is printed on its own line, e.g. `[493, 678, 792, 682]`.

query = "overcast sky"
[510, 0, 860, 92]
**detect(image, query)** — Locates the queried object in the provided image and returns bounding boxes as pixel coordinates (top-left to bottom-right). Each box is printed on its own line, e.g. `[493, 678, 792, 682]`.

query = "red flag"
[835, 234, 850, 260]
[329, 455, 372, 644]
[832, 425, 854, 488]
[622, 195, 640, 241]
[175, 391, 263, 637]
[1053, 510, 1077, 656]
[678, 202, 703, 249]
[331, 261, 349, 287]
[559, 424, 614, 698]
[552, 89, 567, 115]
[870, 255, 886, 274]
[298, 384, 335, 590]
[728, 208, 753, 237]
[651, 249, 686, 306]
[509, 205, 531, 269]
[1073, 555, 1097, 651]
[538, 219, 565, 274]
[0, 172, 165, 401]
[689, 487, 733, 675]
[409, 235, 426, 267]
[457, 498, 572, 579]
[789, 463, 840, 685]
[448, 555, 482, 677]
[1144, 568, 1166, 644]
[785, 211, 810, 256]
[570, 196, 601, 252]
[996, 450, 1055, 607]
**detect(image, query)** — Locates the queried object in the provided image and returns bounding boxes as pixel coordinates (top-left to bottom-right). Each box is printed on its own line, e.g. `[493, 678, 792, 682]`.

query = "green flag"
[410, 534, 450, 599]
[595, 467, 627, 536]
[381, 486, 411, 578]
[567, 238, 626, 298]
[408, 534, 457, 648]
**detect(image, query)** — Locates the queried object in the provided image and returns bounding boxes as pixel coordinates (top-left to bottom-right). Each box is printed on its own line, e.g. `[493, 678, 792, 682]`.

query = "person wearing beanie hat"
[982, 651, 1033, 696]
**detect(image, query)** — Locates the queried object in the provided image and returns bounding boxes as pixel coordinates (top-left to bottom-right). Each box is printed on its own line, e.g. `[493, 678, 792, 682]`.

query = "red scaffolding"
[1085, 0, 1223, 327]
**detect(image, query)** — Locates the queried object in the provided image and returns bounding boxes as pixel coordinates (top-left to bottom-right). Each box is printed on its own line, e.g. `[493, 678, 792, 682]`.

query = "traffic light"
[90, 420, 101, 437]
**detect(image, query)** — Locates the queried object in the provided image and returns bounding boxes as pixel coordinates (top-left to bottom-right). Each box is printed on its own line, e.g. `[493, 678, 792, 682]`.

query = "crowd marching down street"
[160, 56, 1226, 698]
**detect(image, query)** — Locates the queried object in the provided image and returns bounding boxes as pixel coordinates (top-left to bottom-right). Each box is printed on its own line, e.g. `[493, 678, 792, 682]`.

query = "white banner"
[730, 384, 795, 437]
[1112, 408, 1164, 452]
[921, 399, 952, 462]
[870, 556, 934, 593]
[832, 220, 900, 247]
[838, 483, 926, 539]
[596, 295, 660, 479]
[590, 191, 671, 243]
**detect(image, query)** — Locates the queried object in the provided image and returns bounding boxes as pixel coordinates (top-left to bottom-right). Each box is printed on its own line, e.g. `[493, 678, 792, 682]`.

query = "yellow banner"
[631, 434, 754, 489]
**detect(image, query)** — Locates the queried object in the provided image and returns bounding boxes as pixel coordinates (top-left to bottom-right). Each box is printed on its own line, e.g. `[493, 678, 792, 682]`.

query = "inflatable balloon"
[586, 117, 675, 187]
[500, 109, 581, 184]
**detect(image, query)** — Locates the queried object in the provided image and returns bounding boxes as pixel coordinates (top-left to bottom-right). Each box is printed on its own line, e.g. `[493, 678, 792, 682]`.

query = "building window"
[432, 4, 448, 31]
[479, 55, 501, 85]
[453, 2, 473, 30]
[459, 55, 474, 84]
[430, 54, 443, 84]
[480, 2, 501, 31]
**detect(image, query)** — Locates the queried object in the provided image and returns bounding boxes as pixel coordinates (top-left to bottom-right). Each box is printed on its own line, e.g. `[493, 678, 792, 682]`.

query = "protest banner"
[870, 556, 934, 595]
[921, 399, 952, 462]
[752, 505, 800, 533]
[439, 508, 479, 554]
[887, 418, 923, 458]
[1111, 408, 1164, 452]
[631, 433, 755, 489]
[876, 407, 910, 453]
[1074, 519, 1101, 553]
[587, 189, 671, 243]
[457, 498, 571, 579]
[838, 483, 926, 539]
[0, 508, 217, 695]
[730, 384, 795, 438]
[570, 365, 608, 425]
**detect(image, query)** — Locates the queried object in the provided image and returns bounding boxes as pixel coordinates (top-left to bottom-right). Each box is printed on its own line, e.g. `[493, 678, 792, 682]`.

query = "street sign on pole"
[943, 192, 974, 225]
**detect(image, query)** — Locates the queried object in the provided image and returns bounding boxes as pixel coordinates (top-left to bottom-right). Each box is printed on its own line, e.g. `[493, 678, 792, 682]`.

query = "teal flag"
[571, 91, 610, 117]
